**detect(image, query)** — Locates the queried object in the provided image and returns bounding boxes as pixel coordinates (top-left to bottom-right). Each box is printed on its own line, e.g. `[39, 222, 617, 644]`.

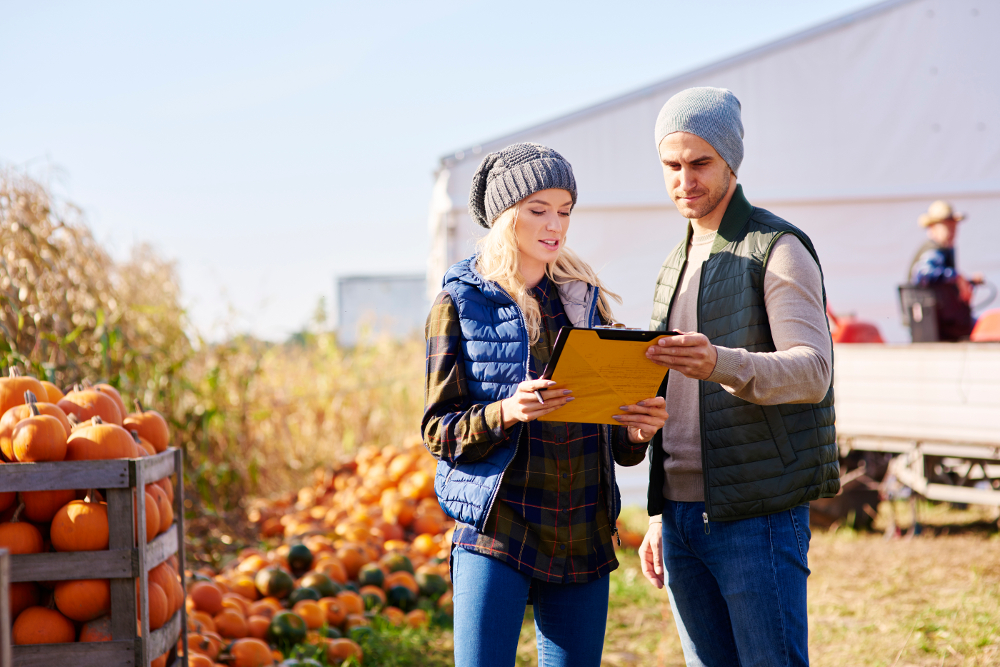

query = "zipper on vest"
[481, 281, 532, 528]
[696, 255, 713, 525]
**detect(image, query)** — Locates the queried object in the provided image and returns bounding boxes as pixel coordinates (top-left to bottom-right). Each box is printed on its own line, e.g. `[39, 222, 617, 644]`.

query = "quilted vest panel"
[647, 186, 840, 521]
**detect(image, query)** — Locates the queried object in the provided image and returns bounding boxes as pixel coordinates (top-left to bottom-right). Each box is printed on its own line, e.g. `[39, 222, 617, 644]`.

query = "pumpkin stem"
[85, 489, 98, 502]
[28, 402, 40, 417]
[93, 415, 104, 425]
[134, 399, 145, 414]
[74, 383, 84, 392]
[67, 413, 80, 427]
[130, 429, 141, 444]
[9, 367, 20, 378]
[11, 501, 25, 522]
[24, 390, 38, 405]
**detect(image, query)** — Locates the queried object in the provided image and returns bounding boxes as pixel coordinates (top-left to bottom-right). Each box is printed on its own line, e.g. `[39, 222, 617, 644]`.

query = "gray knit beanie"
[468, 142, 577, 229]
[654, 87, 744, 175]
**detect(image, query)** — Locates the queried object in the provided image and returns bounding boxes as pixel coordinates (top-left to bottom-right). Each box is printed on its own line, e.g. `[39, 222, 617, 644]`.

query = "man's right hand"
[499, 379, 573, 428]
[638, 521, 664, 589]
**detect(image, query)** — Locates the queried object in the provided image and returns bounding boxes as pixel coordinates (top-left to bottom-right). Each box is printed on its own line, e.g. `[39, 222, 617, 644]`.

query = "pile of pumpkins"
[0, 368, 182, 667]
[181, 438, 455, 666]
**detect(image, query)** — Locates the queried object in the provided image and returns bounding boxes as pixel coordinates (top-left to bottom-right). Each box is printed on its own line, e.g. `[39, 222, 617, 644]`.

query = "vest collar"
[710, 183, 753, 255]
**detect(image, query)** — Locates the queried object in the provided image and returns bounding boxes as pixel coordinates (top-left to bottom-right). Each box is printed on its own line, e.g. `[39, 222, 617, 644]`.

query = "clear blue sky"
[2, 0, 875, 340]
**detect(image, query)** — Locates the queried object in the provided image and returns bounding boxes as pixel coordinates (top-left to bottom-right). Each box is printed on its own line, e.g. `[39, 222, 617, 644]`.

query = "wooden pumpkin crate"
[1, 449, 188, 667]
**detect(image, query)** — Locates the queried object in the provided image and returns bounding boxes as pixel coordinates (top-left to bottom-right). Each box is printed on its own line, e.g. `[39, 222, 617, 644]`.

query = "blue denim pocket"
[788, 505, 811, 568]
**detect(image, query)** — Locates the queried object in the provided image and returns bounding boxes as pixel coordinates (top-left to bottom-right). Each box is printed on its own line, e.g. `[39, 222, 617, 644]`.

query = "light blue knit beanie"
[654, 87, 744, 175]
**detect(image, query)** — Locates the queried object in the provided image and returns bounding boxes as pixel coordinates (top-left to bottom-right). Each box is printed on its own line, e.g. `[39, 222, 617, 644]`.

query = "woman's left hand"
[613, 396, 668, 443]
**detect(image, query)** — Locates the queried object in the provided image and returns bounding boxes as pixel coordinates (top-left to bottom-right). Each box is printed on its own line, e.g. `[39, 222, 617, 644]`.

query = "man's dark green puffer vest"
[647, 185, 840, 522]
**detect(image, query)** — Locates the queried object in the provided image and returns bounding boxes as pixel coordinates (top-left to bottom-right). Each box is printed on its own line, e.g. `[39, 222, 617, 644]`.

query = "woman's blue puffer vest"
[433, 256, 620, 532]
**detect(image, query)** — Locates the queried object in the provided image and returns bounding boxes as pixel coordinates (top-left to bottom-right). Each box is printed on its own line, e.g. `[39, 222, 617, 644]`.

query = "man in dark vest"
[633, 87, 840, 667]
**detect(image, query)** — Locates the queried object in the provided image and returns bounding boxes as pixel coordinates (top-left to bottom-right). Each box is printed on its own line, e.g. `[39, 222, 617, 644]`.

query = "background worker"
[908, 200, 983, 340]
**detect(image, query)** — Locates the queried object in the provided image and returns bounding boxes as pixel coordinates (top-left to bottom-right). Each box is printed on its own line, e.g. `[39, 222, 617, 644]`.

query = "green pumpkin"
[266, 610, 307, 647]
[379, 552, 414, 575]
[298, 572, 339, 598]
[415, 571, 448, 598]
[386, 585, 417, 611]
[287, 586, 322, 605]
[287, 543, 314, 577]
[255, 567, 295, 599]
[321, 625, 343, 639]
[356, 563, 385, 589]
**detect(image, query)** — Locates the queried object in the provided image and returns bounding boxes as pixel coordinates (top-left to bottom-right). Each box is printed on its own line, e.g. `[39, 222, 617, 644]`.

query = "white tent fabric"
[427, 0, 1000, 344]
[426, 0, 1000, 506]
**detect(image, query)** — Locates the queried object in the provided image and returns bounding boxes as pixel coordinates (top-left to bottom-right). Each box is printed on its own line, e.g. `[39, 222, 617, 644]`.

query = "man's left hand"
[646, 332, 718, 380]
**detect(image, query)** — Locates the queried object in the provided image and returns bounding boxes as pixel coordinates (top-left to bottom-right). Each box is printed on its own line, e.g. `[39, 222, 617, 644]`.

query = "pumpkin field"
[3, 169, 1000, 666]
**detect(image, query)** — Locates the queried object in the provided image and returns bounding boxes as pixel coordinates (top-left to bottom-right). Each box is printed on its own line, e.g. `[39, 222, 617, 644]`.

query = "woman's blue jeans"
[451, 546, 610, 667]
[661, 500, 812, 667]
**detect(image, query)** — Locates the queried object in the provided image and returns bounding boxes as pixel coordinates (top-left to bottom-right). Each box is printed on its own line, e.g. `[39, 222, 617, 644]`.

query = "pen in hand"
[533, 390, 545, 404]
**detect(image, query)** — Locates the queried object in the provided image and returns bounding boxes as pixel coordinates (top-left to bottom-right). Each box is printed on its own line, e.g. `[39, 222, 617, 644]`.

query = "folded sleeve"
[610, 425, 648, 467]
[421, 291, 510, 463]
[707, 234, 833, 405]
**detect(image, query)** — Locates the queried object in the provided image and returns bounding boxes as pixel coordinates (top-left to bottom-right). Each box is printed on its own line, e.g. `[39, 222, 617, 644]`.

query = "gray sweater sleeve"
[706, 234, 832, 405]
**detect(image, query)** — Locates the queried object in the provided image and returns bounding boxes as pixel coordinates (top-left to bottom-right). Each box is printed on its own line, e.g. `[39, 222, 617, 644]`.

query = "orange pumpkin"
[187, 631, 223, 660]
[157, 476, 175, 504]
[147, 483, 173, 534]
[149, 563, 179, 616]
[151, 653, 168, 667]
[292, 600, 326, 630]
[12, 403, 67, 462]
[58, 386, 123, 425]
[9, 581, 40, 619]
[39, 380, 64, 404]
[133, 490, 160, 544]
[12, 606, 76, 645]
[54, 578, 111, 622]
[0, 505, 44, 555]
[93, 383, 127, 422]
[335, 590, 365, 616]
[325, 638, 363, 664]
[144, 581, 170, 630]
[51, 500, 110, 552]
[248, 598, 282, 619]
[0, 369, 46, 418]
[229, 637, 276, 667]
[21, 489, 76, 523]
[247, 614, 271, 639]
[65, 417, 135, 460]
[0, 392, 71, 460]
[318, 596, 347, 627]
[190, 581, 225, 615]
[123, 400, 170, 453]
[214, 607, 249, 639]
[79, 614, 112, 642]
[189, 653, 215, 667]
[187, 609, 217, 633]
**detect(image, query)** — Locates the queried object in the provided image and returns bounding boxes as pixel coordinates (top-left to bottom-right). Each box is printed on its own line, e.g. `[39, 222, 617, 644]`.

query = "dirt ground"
[514, 502, 1000, 667]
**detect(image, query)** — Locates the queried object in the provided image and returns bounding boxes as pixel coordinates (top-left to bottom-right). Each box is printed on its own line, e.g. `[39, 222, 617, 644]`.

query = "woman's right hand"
[499, 379, 573, 428]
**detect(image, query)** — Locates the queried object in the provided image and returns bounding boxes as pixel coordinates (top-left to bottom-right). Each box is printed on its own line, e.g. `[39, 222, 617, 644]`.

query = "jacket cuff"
[484, 401, 508, 442]
[707, 346, 744, 386]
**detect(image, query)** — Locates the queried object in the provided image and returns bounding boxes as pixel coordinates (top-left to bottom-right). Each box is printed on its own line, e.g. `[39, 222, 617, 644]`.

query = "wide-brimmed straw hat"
[919, 200, 966, 227]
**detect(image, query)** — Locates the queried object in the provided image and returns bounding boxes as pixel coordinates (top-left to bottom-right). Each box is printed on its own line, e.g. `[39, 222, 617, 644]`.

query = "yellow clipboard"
[537, 326, 677, 425]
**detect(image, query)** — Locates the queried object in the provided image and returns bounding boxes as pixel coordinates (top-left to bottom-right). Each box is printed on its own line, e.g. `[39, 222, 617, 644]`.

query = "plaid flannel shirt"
[423, 276, 647, 583]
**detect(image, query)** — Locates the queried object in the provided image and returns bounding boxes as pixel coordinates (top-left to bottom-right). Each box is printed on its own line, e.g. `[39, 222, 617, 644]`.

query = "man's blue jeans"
[661, 500, 812, 667]
[451, 546, 610, 667]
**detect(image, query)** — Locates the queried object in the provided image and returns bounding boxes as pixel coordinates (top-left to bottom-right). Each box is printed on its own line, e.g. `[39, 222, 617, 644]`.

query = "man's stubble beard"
[674, 169, 731, 221]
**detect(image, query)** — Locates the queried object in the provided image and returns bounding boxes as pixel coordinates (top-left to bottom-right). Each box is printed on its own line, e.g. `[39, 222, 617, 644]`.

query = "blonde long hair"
[476, 204, 621, 344]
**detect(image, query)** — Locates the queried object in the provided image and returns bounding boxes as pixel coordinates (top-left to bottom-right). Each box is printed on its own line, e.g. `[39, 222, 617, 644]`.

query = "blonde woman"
[422, 143, 668, 667]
